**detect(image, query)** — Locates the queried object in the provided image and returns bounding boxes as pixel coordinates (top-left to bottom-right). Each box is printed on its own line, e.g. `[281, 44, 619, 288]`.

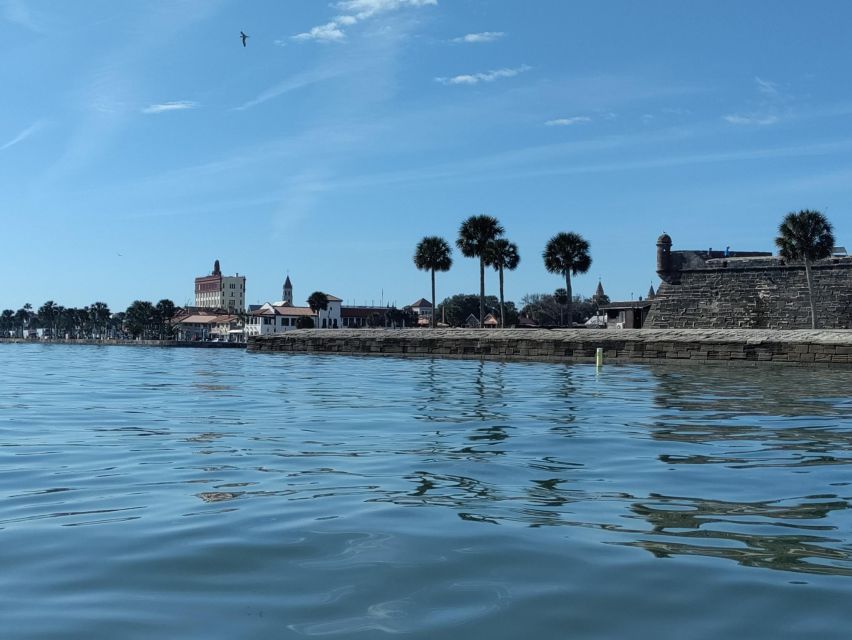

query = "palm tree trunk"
[430, 269, 436, 329]
[479, 257, 485, 329]
[565, 273, 573, 328]
[499, 265, 505, 328]
[804, 260, 817, 329]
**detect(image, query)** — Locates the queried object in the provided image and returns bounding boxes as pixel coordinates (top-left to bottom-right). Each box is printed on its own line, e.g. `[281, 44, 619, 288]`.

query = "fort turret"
[656, 233, 673, 282]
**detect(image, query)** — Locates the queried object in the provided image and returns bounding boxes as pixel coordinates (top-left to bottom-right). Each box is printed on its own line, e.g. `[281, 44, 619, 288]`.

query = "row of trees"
[1, 299, 178, 340]
[415, 215, 591, 328]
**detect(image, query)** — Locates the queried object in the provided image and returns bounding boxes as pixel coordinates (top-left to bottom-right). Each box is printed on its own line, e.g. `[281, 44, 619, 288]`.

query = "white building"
[407, 298, 433, 326]
[194, 259, 246, 311]
[245, 276, 342, 335]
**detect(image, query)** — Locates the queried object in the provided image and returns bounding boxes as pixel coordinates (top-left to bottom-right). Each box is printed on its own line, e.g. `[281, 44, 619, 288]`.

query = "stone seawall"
[248, 328, 852, 366]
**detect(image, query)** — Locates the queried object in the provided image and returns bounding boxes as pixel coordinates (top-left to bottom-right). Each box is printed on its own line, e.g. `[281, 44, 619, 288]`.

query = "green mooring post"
[595, 347, 603, 367]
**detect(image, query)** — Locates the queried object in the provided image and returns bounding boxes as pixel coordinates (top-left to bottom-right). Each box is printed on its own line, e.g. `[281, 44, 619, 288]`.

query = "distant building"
[483, 313, 499, 328]
[463, 314, 479, 328]
[407, 298, 433, 326]
[245, 276, 342, 335]
[194, 259, 245, 312]
[600, 300, 654, 329]
[174, 311, 242, 341]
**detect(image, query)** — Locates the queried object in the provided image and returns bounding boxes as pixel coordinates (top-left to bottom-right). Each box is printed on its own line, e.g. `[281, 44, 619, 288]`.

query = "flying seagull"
[240, 31, 249, 47]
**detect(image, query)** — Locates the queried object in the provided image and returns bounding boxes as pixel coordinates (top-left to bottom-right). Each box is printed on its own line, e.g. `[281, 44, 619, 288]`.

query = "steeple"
[282, 275, 293, 304]
[593, 279, 606, 302]
[213, 259, 221, 276]
[647, 284, 656, 300]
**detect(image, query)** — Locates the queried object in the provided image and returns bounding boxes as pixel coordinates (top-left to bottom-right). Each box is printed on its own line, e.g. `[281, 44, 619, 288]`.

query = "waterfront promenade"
[249, 328, 852, 366]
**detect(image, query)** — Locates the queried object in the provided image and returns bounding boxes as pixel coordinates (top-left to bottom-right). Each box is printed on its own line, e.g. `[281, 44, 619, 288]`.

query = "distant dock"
[248, 328, 852, 366]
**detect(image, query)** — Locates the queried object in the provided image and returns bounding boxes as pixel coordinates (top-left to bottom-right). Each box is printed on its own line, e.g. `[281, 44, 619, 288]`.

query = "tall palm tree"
[457, 215, 504, 328]
[90, 302, 111, 339]
[307, 291, 329, 327]
[413, 236, 453, 328]
[543, 232, 592, 327]
[486, 238, 520, 328]
[775, 209, 834, 329]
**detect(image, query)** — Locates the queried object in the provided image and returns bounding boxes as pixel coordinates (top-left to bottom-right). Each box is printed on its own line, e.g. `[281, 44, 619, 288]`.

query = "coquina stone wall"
[646, 236, 852, 329]
[248, 328, 852, 366]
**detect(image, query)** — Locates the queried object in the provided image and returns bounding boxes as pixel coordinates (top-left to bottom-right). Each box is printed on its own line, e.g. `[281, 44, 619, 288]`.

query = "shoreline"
[0, 338, 243, 348]
[247, 328, 852, 367]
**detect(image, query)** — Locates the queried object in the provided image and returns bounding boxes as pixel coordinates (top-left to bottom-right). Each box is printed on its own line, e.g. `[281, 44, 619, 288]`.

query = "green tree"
[553, 288, 568, 326]
[296, 316, 315, 329]
[439, 293, 517, 327]
[156, 299, 177, 339]
[307, 291, 329, 327]
[37, 301, 58, 338]
[543, 232, 592, 327]
[1, 309, 14, 337]
[125, 301, 156, 339]
[413, 236, 453, 328]
[486, 238, 520, 328]
[457, 215, 504, 328]
[15, 305, 32, 338]
[90, 302, 111, 339]
[775, 209, 835, 329]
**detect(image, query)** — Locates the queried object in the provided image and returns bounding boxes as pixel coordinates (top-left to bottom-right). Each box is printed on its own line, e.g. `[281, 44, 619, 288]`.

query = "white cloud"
[293, 0, 436, 42]
[436, 65, 530, 85]
[292, 22, 346, 42]
[453, 31, 504, 43]
[755, 76, 779, 97]
[723, 113, 779, 126]
[0, 121, 44, 151]
[142, 101, 198, 114]
[545, 117, 591, 126]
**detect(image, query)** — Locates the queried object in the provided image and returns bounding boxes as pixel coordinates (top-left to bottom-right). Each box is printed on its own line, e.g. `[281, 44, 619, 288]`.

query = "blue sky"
[3, 0, 852, 311]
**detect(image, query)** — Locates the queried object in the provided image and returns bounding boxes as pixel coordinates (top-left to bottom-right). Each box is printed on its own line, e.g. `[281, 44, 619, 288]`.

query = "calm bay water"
[1, 344, 852, 639]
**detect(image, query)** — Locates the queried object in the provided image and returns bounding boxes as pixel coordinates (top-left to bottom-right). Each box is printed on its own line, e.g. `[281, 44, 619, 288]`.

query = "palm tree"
[156, 299, 177, 339]
[543, 232, 592, 327]
[457, 215, 505, 327]
[307, 291, 329, 327]
[486, 238, 520, 328]
[1, 309, 14, 337]
[38, 301, 58, 338]
[413, 236, 453, 328]
[15, 304, 32, 338]
[90, 302, 111, 339]
[775, 209, 835, 329]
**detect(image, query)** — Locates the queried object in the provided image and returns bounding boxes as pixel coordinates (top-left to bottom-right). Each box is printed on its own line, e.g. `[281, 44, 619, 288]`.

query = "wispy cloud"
[436, 65, 530, 85]
[453, 31, 504, 43]
[141, 100, 198, 114]
[545, 116, 591, 126]
[723, 113, 780, 126]
[293, 0, 436, 42]
[755, 76, 779, 97]
[723, 76, 786, 126]
[1, 121, 44, 151]
[235, 67, 345, 110]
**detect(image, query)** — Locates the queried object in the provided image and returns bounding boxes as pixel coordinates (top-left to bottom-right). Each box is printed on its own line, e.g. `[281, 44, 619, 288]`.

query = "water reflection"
[621, 493, 852, 576]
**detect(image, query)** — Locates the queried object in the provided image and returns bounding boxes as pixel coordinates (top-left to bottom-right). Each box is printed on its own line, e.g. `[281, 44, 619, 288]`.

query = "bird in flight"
[240, 31, 249, 47]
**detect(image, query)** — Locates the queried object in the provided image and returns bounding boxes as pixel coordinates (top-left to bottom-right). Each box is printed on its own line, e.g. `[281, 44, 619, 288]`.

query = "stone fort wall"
[645, 237, 852, 329]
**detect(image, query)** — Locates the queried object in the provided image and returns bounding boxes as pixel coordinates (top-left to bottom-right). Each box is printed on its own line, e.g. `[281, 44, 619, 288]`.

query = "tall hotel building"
[194, 259, 246, 311]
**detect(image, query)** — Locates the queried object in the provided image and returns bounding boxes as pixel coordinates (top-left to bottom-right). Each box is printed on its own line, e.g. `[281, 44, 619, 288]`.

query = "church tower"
[593, 279, 606, 304]
[282, 275, 293, 305]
